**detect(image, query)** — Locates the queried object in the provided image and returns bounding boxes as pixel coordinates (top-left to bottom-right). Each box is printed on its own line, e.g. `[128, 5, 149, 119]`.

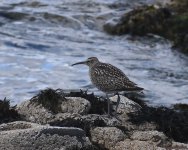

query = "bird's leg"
[106, 94, 111, 117]
[115, 92, 120, 114]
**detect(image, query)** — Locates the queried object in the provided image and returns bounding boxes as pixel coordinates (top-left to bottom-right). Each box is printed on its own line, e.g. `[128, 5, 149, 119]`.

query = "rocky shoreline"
[0, 88, 188, 150]
[104, 0, 188, 54]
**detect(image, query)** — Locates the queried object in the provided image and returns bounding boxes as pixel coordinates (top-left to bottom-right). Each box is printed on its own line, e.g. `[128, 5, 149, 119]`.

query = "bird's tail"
[134, 86, 144, 91]
[125, 86, 144, 91]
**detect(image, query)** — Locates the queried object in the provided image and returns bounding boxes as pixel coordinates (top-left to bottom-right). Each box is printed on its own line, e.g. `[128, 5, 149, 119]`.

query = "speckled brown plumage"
[89, 62, 143, 93]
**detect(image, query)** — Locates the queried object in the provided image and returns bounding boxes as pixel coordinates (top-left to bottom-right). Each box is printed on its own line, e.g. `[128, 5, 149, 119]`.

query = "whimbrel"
[72, 57, 143, 116]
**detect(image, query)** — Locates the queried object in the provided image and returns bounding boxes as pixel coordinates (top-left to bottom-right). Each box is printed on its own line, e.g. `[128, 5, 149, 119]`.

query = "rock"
[115, 130, 172, 149]
[110, 95, 141, 114]
[60, 97, 91, 115]
[110, 95, 145, 127]
[48, 111, 156, 135]
[49, 113, 121, 134]
[131, 130, 172, 147]
[104, 5, 171, 36]
[90, 127, 125, 150]
[17, 97, 91, 124]
[172, 141, 188, 150]
[0, 121, 40, 131]
[115, 139, 159, 150]
[0, 121, 93, 150]
[16, 100, 55, 124]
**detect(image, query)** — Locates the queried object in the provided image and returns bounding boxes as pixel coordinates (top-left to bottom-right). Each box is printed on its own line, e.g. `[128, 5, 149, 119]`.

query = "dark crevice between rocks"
[30, 88, 67, 113]
[50, 116, 107, 137]
[0, 97, 20, 124]
[128, 105, 188, 143]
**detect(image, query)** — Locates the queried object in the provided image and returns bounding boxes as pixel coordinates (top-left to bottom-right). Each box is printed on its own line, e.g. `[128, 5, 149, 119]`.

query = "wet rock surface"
[1, 89, 188, 149]
[104, 0, 188, 54]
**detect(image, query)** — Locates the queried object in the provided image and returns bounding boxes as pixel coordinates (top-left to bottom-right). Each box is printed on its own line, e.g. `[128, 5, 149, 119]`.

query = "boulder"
[17, 97, 91, 124]
[115, 139, 160, 150]
[171, 142, 188, 150]
[115, 130, 172, 150]
[131, 130, 171, 147]
[90, 127, 125, 150]
[0, 121, 93, 150]
[60, 97, 91, 115]
[110, 95, 141, 113]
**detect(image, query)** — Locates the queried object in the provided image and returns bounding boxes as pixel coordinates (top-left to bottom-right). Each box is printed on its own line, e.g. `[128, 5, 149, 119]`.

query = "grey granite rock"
[115, 139, 159, 150]
[171, 142, 188, 150]
[60, 97, 91, 115]
[110, 95, 142, 114]
[90, 127, 125, 150]
[17, 100, 55, 124]
[131, 130, 172, 147]
[17, 97, 91, 124]
[110, 95, 142, 125]
[114, 139, 188, 150]
[0, 121, 93, 150]
[0, 121, 40, 131]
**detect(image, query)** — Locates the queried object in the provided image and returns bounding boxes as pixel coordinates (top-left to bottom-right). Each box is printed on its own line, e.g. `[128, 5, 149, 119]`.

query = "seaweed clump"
[0, 97, 20, 123]
[173, 103, 188, 111]
[129, 105, 188, 143]
[30, 88, 67, 113]
[104, 6, 171, 36]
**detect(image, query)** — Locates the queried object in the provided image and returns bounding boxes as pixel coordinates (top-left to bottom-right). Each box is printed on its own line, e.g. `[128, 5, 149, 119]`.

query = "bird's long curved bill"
[71, 61, 86, 66]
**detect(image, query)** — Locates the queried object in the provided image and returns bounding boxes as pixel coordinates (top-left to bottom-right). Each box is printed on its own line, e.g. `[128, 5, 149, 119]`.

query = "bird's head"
[72, 57, 99, 67]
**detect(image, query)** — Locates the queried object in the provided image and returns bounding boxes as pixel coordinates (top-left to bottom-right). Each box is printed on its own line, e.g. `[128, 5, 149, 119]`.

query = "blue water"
[0, 0, 188, 106]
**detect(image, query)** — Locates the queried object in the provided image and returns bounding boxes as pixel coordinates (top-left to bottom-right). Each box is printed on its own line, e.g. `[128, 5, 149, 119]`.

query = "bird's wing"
[91, 63, 140, 91]
[96, 63, 136, 84]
